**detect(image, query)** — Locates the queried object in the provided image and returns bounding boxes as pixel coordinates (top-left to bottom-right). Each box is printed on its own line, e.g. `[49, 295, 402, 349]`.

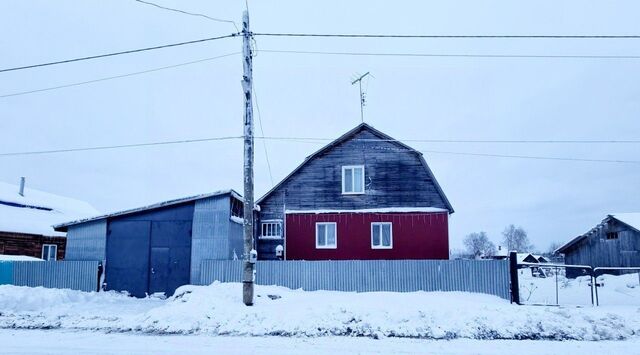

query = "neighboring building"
[53, 190, 243, 297]
[556, 213, 640, 277]
[0, 178, 98, 261]
[256, 123, 454, 260]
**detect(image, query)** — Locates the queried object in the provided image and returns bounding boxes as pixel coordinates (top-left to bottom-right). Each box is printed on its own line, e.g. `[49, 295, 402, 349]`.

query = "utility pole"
[351, 72, 371, 123]
[241, 10, 255, 306]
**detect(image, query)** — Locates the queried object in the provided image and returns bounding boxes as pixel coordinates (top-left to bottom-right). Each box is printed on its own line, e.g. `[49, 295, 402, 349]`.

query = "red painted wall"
[285, 212, 449, 260]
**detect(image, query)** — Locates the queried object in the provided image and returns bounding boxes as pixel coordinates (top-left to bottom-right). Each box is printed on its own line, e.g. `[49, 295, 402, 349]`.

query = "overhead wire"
[0, 33, 239, 74]
[1, 136, 639, 165]
[134, 0, 239, 31]
[0, 52, 241, 98]
[258, 49, 640, 60]
[253, 33, 640, 39]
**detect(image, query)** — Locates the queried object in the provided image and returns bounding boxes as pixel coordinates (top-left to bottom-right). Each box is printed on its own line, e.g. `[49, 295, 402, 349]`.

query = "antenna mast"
[351, 72, 371, 123]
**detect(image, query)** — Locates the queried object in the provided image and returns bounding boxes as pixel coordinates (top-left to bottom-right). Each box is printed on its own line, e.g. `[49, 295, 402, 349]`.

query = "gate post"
[509, 252, 521, 304]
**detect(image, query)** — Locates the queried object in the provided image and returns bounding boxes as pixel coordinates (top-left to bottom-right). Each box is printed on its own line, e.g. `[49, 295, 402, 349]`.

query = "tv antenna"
[351, 72, 372, 122]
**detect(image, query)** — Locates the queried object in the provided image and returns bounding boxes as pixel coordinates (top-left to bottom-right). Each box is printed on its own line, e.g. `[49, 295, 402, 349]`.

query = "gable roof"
[0, 181, 99, 237]
[256, 123, 454, 213]
[53, 189, 242, 232]
[555, 212, 640, 254]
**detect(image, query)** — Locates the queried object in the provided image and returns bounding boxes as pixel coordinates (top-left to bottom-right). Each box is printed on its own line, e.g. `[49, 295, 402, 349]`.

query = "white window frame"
[342, 165, 365, 195]
[260, 220, 283, 239]
[42, 244, 57, 261]
[371, 222, 393, 249]
[315, 222, 337, 249]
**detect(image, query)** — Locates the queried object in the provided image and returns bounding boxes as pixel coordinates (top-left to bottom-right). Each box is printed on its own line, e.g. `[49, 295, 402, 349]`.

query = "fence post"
[509, 252, 521, 304]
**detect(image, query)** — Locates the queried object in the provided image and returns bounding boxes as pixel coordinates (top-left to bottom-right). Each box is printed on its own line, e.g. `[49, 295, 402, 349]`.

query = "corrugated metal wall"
[65, 219, 108, 260]
[190, 195, 231, 283]
[0, 261, 98, 292]
[199, 259, 511, 300]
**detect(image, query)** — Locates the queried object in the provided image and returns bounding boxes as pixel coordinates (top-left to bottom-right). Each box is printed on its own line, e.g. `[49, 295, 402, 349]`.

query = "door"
[105, 221, 151, 298]
[151, 221, 192, 296]
[149, 247, 170, 295]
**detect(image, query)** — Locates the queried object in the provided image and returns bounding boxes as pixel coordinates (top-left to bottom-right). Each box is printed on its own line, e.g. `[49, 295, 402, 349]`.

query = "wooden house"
[256, 123, 454, 260]
[556, 213, 640, 277]
[54, 190, 244, 297]
[0, 179, 98, 261]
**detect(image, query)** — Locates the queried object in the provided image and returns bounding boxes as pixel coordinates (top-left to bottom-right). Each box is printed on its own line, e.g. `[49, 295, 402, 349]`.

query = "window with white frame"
[261, 220, 283, 239]
[316, 222, 337, 249]
[42, 244, 57, 261]
[342, 165, 365, 194]
[371, 222, 393, 249]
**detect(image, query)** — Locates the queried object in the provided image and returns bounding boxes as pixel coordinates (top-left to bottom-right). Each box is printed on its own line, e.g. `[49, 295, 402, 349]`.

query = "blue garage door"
[106, 219, 192, 297]
[106, 220, 151, 297]
[149, 221, 192, 296]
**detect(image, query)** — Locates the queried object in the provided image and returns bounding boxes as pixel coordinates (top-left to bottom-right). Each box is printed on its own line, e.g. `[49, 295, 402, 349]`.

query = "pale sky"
[1, 1, 639, 252]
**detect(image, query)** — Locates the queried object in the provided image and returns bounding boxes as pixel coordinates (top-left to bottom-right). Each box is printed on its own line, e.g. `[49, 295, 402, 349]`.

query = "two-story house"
[256, 123, 454, 260]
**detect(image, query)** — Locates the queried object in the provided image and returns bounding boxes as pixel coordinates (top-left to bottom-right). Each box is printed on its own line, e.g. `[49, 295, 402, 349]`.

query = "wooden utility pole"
[241, 10, 255, 306]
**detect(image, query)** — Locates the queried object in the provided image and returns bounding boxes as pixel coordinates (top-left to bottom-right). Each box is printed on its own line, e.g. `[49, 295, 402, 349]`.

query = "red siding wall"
[285, 212, 449, 260]
[0, 231, 66, 260]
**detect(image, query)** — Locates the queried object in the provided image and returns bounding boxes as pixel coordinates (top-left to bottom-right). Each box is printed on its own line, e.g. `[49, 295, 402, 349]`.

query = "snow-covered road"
[1, 330, 639, 355]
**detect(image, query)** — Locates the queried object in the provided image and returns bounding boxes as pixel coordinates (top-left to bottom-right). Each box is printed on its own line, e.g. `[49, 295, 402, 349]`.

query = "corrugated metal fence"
[200, 259, 511, 300]
[0, 261, 98, 292]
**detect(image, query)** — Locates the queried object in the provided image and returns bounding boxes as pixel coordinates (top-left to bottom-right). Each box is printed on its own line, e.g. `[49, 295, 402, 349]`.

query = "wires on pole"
[0, 34, 239, 74]
[134, 0, 239, 31]
[253, 33, 640, 39]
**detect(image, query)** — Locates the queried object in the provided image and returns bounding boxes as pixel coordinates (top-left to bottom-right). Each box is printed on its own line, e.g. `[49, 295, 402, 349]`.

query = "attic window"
[342, 165, 364, 194]
[606, 232, 619, 240]
[230, 197, 243, 219]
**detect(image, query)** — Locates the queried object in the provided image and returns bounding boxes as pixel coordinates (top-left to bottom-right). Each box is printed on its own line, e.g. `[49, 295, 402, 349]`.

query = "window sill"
[341, 192, 365, 195]
[315, 246, 337, 249]
[259, 236, 283, 240]
[371, 246, 393, 250]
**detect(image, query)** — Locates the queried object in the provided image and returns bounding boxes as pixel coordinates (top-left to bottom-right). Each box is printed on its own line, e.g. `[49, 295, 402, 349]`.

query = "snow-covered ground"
[1, 281, 640, 341]
[519, 269, 640, 306]
[1, 329, 639, 355]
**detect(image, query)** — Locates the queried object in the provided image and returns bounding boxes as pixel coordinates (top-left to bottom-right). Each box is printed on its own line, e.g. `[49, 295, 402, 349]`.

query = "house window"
[261, 220, 283, 239]
[371, 222, 393, 249]
[316, 222, 337, 249]
[606, 232, 619, 240]
[342, 165, 365, 194]
[42, 244, 57, 261]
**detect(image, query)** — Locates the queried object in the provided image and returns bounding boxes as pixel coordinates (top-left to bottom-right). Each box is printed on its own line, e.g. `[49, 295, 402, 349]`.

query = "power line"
[0, 52, 240, 98]
[254, 33, 640, 39]
[0, 33, 239, 74]
[0, 136, 241, 157]
[417, 149, 640, 165]
[252, 83, 275, 186]
[259, 49, 640, 60]
[1, 136, 639, 165]
[134, 0, 239, 32]
[258, 137, 640, 144]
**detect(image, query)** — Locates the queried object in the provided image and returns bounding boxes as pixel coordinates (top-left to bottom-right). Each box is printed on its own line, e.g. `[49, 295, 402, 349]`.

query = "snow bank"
[1, 283, 640, 340]
[0, 255, 42, 261]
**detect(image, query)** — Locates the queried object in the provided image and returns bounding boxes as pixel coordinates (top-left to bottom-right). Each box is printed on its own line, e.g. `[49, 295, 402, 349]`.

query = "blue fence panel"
[0, 261, 13, 285]
[199, 259, 511, 300]
[11, 261, 98, 292]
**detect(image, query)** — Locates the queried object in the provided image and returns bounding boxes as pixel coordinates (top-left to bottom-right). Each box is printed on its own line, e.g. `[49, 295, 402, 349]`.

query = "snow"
[1, 330, 639, 355]
[612, 212, 640, 231]
[0, 181, 99, 236]
[1, 282, 640, 340]
[230, 215, 244, 224]
[0, 255, 42, 261]
[286, 207, 448, 214]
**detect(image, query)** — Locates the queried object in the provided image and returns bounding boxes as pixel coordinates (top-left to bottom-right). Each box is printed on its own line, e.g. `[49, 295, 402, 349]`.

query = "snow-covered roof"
[0, 181, 99, 237]
[494, 245, 509, 257]
[286, 207, 448, 214]
[517, 253, 538, 264]
[0, 254, 43, 261]
[556, 212, 640, 254]
[54, 189, 242, 232]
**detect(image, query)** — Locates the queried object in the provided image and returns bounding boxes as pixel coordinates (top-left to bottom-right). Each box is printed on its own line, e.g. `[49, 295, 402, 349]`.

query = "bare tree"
[502, 225, 533, 252]
[463, 232, 497, 258]
[546, 241, 563, 256]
